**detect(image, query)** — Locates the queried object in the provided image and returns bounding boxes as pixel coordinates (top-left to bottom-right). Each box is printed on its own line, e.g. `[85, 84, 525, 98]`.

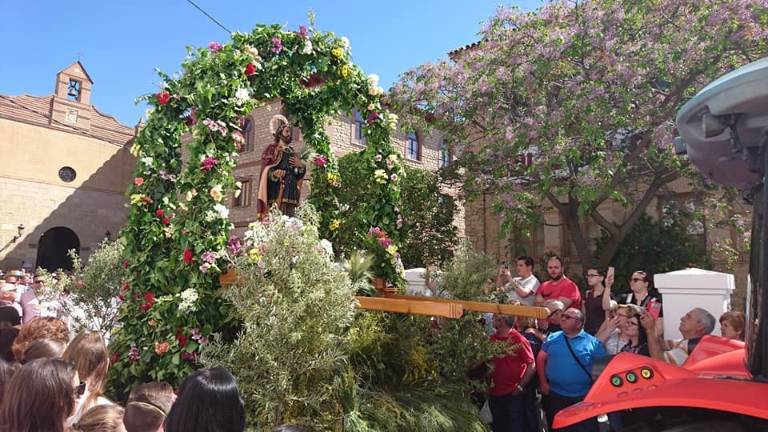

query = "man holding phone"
[499, 256, 540, 306]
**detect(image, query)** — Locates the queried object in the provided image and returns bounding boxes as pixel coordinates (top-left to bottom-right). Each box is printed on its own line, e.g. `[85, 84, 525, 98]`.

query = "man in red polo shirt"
[535, 256, 582, 310]
[488, 314, 536, 432]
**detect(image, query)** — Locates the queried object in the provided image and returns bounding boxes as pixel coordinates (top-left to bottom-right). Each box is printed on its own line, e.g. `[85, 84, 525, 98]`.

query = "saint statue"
[257, 115, 306, 219]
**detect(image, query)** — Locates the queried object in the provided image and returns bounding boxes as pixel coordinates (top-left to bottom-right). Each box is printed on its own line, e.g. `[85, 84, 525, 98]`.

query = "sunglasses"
[74, 382, 86, 397]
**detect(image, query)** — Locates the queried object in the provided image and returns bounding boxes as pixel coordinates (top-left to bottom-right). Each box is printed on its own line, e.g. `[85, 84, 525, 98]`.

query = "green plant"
[202, 206, 357, 429]
[37, 240, 127, 338]
[437, 243, 497, 300]
[343, 251, 376, 296]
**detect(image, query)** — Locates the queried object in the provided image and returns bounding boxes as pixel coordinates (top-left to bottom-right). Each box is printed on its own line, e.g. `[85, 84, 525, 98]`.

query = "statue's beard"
[279, 134, 293, 145]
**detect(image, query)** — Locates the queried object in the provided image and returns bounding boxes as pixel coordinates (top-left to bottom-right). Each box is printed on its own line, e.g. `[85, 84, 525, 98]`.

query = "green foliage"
[600, 207, 711, 295]
[114, 23, 405, 393]
[202, 207, 357, 429]
[37, 240, 127, 338]
[438, 243, 497, 300]
[342, 251, 376, 296]
[336, 151, 459, 268]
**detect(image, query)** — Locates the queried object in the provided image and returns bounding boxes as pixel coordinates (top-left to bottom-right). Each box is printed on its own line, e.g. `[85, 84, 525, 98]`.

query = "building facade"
[0, 62, 136, 271]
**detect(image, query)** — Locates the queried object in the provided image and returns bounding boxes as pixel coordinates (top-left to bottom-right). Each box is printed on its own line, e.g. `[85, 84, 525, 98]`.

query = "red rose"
[155, 209, 165, 218]
[162, 218, 171, 226]
[176, 333, 188, 348]
[156, 91, 171, 106]
[245, 63, 257, 76]
[140, 291, 156, 312]
[134, 177, 145, 186]
[183, 249, 194, 264]
[121, 282, 129, 292]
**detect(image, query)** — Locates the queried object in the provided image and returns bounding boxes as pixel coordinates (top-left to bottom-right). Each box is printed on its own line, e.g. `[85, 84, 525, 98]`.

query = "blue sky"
[0, 0, 541, 126]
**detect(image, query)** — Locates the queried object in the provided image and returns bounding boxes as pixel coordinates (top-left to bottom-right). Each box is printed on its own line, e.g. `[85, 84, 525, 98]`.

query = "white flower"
[235, 87, 250, 105]
[387, 154, 398, 161]
[319, 239, 334, 256]
[301, 40, 314, 55]
[178, 288, 199, 312]
[367, 74, 380, 88]
[341, 37, 350, 50]
[213, 203, 229, 219]
[140, 156, 154, 166]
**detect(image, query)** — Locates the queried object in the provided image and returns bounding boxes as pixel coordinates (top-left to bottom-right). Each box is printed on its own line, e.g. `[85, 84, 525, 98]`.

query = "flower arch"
[110, 24, 404, 392]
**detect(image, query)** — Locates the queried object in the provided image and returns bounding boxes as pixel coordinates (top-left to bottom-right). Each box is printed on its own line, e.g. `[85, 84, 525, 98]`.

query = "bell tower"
[51, 61, 94, 130]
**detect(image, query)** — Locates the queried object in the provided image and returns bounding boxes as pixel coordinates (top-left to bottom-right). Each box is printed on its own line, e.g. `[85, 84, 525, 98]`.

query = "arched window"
[406, 131, 421, 161]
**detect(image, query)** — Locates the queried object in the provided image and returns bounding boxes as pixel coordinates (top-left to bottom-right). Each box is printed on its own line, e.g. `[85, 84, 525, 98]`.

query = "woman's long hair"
[0, 358, 78, 432]
[165, 367, 245, 432]
[63, 331, 110, 416]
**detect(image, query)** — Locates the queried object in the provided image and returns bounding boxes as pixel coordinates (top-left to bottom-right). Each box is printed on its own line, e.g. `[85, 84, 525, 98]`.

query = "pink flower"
[208, 41, 223, 52]
[298, 25, 308, 38]
[272, 36, 283, 53]
[134, 177, 145, 186]
[367, 112, 380, 124]
[200, 156, 219, 172]
[314, 155, 328, 168]
[128, 343, 140, 362]
[156, 91, 170, 106]
[201, 251, 217, 264]
[199, 263, 211, 273]
[245, 63, 257, 76]
[390, 174, 398, 181]
[155, 209, 165, 218]
[228, 235, 242, 255]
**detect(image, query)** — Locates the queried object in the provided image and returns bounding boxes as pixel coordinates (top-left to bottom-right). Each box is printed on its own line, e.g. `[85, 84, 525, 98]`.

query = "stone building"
[0, 62, 136, 271]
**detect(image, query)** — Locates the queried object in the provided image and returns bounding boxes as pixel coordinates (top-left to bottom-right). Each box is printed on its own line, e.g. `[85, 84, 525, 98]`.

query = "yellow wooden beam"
[355, 296, 464, 319]
[388, 295, 550, 319]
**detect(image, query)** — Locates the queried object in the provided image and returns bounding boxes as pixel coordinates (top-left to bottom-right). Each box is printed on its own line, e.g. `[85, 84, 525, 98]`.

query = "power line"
[185, 0, 232, 34]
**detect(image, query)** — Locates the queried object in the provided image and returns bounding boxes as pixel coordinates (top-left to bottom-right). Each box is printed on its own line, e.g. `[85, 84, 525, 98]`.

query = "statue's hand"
[289, 156, 304, 168]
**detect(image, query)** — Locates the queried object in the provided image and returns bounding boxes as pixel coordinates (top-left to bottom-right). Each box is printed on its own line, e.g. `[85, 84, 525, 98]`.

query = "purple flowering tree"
[390, 0, 768, 267]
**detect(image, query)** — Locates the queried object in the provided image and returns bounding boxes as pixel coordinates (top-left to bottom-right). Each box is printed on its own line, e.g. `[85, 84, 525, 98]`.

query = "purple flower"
[298, 25, 308, 38]
[128, 343, 140, 362]
[366, 112, 380, 124]
[208, 41, 223, 53]
[201, 251, 217, 264]
[314, 155, 328, 168]
[228, 235, 242, 255]
[272, 36, 283, 53]
[190, 328, 210, 346]
[200, 156, 219, 172]
[199, 262, 211, 273]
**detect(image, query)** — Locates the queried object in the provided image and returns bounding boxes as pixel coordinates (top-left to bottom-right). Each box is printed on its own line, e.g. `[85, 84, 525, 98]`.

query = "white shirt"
[505, 275, 540, 306]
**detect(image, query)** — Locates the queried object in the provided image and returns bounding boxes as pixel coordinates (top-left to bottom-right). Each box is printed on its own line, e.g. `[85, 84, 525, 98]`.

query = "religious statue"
[257, 115, 306, 219]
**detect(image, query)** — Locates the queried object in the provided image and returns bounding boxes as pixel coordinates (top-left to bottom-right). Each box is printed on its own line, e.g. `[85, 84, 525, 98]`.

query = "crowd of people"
[0, 259, 748, 432]
[0, 267, 255, 432]
[481, 255, 746, 432]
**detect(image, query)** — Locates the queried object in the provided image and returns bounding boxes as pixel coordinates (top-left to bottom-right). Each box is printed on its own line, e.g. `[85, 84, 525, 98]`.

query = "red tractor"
[554, 57, 768, 431]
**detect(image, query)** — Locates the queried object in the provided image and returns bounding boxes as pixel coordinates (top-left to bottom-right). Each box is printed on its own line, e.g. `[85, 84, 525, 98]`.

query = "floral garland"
[110, 24, 404, 393]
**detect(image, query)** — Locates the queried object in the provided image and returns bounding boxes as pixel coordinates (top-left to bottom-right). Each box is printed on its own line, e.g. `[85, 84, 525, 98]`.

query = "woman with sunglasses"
[624, 271, 664, 335]
[0, 358, 81, 432]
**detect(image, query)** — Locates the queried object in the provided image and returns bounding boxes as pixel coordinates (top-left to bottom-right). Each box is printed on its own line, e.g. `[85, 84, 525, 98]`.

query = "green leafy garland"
[110, 23, 404, 394]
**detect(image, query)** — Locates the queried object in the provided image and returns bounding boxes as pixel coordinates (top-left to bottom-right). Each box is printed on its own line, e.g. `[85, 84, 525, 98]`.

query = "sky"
[0, 0, 542, 126]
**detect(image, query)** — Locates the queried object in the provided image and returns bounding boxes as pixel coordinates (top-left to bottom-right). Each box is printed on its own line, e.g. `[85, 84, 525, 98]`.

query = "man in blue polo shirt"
[537, 308, 606, 432]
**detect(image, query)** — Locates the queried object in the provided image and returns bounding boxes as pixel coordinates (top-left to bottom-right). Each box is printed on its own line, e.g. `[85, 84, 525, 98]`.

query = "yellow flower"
[329, 219, 341, 231]
[248, 248, 261, 263]
[130, 194, 146, 205]
[339, 65, 351, 78]
[209, 185, 223, 202]
[327, 172, 341, 187]
[386, 245, 398, 256]
[130, 143, 142, 156]
[331, 47, 344, 59]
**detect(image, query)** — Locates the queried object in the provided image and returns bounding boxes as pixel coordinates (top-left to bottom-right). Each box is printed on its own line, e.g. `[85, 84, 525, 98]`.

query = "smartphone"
[648, 299, 662, 319]
[607, 266, 615, 279]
